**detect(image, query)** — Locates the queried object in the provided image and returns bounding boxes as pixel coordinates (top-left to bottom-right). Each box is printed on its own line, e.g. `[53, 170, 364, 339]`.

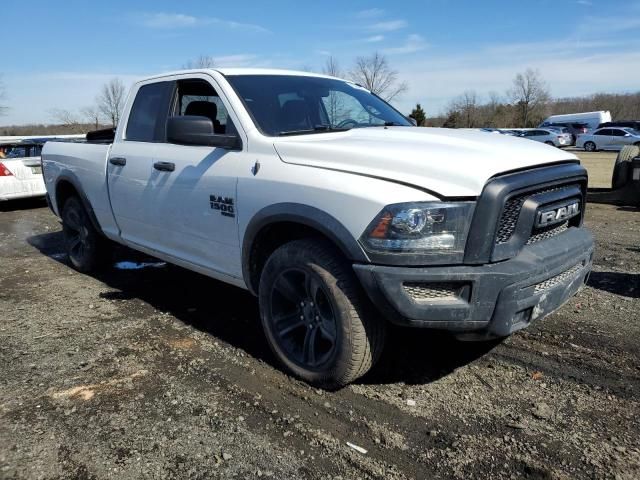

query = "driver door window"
[174, 79, 233, 135]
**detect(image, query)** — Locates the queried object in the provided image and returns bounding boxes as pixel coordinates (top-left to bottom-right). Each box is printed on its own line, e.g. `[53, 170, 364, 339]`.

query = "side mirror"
[167, 116, 241, 149]
[408, 117, 418, 126]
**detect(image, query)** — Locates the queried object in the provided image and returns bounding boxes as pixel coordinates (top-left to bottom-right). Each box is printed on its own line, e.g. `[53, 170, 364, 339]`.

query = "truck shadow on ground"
[587, 271, 640, 298]
[0, 197, 48, 212]
[28, 231, 500, 386]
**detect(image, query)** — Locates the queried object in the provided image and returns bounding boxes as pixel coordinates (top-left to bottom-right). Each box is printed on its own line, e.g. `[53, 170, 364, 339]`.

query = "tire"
[544, 141, 555, 146]
[612, 145, 640, 189]
[258, 238, 385, 388]
[61, 196, 111, 273]
[584, 141, 597, 152]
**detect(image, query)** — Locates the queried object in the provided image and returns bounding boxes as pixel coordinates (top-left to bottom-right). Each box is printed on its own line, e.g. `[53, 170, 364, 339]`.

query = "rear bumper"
[0, 177, 46, 201]
[353, 228, 594, 338]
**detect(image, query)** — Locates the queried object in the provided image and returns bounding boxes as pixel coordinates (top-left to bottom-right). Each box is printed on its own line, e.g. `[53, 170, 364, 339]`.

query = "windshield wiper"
[277, 125, 350, 136]
[355, 122, 409, 129]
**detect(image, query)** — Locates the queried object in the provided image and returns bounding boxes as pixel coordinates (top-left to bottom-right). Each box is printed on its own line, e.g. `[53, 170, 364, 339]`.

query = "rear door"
[529, 130, 547, 143]
[107, 81, 174, 249]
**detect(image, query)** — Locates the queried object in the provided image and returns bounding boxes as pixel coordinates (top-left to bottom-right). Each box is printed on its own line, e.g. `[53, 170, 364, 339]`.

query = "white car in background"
[576, 127, 640, 152]
[518, 128, 571, 147]
[0, 140, 47, 201]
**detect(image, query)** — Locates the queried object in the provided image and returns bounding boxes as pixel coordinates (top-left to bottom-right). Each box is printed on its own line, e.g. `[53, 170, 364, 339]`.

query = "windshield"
[226, 74, 412, 136]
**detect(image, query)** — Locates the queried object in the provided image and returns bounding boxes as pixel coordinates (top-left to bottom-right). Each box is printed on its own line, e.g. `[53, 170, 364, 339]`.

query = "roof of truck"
[143, 68, 343, 83]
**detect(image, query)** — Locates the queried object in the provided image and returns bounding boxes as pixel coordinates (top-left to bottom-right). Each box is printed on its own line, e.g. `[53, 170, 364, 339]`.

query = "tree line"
[424, 68, 640, 128]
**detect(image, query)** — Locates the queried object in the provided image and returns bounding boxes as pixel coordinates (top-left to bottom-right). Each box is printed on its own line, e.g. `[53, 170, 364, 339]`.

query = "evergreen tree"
[409, 104, 426, 126]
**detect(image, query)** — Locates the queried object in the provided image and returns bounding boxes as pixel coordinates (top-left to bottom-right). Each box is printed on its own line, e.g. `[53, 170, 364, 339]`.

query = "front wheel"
[61, 196, 110, 273]
[584, 141, 597, 152]
[544, 141, 555, 146]
[258, 239, 385, 388]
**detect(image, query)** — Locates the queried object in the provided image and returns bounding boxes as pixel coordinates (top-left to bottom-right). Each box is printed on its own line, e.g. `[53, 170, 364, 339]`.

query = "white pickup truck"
[42, 68, 594, 387]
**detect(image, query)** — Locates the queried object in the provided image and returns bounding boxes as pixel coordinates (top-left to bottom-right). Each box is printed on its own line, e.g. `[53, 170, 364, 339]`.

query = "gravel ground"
[0, 198, 639, 480]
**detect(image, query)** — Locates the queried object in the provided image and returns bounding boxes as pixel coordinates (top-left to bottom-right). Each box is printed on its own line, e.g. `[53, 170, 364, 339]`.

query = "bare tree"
[183, 55, 217, 69]
[81, 105, 103, 130]
[321, 56, 348, 124]
[97, 78, 126, 127]
[446, 91, 479, 128]
[49, 108, 81, 127]
[322, 56, 342, 78]
[0, 75, 8, 116]
[349, 52, 408, 102]
[508, 68, 550, 127]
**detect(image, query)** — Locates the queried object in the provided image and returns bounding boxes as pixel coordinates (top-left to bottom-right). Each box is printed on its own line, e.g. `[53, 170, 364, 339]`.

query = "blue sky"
[2, 0, 640, 124]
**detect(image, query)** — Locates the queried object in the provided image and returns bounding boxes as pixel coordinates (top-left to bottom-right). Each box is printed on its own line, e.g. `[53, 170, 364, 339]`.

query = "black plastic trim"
[242, 203, 369, 294]
[464, 162, 587, 264]
[354, 227, 594, 335]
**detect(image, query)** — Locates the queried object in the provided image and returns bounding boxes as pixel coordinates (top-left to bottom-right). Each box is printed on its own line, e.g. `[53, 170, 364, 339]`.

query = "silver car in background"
[576, 127, 640, 152]
[518, 128, 572, 147]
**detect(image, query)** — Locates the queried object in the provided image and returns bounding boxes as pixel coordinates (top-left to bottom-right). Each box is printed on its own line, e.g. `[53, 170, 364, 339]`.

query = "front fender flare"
[241, 203, 369, 294]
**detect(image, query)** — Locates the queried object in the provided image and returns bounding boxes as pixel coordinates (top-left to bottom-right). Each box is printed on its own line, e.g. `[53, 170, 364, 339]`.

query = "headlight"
[360, 202, 475, 259]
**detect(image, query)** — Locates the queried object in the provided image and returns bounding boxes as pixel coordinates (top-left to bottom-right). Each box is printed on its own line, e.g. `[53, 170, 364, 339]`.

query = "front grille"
[495, 185, 577, 245]
[403, 282, 461, 301]
[533, 263, 583, 293]
[526, 222, 569, 245]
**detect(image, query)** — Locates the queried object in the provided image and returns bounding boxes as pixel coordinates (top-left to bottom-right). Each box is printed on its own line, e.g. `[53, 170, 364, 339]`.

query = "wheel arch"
[54, 173, 104, 236]
[242, 203, 369, 295]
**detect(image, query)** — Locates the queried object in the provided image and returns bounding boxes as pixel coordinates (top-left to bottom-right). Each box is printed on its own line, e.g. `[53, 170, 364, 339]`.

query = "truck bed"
[41, 140, 118, 237]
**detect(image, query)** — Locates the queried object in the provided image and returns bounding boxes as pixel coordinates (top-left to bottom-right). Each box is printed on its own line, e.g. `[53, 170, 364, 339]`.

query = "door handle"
[109, 157, 127, 166]
[153, 161, 175, 172]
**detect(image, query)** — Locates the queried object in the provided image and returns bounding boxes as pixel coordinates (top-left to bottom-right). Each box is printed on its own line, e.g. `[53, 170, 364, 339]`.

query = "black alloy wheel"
[269, 267, 339, 369]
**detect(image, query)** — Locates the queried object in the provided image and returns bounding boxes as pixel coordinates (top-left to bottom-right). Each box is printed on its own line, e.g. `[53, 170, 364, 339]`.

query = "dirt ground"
[571, 149, 617, 189]
[0, 198, 639, 480]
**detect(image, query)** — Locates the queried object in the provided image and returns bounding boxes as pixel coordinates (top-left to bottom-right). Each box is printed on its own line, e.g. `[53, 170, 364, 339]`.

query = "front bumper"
[353, 227, 594, 338]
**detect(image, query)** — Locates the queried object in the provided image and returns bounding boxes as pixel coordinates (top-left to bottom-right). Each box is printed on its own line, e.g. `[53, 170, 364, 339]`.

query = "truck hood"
[273, 127, 578, 197]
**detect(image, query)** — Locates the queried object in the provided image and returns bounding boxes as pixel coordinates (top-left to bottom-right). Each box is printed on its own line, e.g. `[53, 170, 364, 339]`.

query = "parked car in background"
[538, 122, 589, 145]
[540, 111, 611, 131]
[576, 127, 640, 152]
[518, 128, 571, 147]
[0, 139, 47, 201]
[500, 129, 525, 136]
[597, 120, 640, 131]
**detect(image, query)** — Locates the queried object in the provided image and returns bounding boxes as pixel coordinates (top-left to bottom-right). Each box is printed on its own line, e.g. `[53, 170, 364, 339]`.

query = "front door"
[149, 77, 247, 278]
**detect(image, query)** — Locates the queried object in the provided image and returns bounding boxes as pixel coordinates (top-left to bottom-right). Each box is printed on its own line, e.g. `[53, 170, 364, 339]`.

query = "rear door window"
[594, 129, 610, 136]
[126, 82, 174, 142]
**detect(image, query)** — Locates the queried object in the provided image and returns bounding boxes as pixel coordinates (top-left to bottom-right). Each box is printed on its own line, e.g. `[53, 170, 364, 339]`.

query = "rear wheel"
[258, 239, 385, 389]
[612, 145, 640, 189]
[61, 196, 110, 272]
[584, 141, 597, 152]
